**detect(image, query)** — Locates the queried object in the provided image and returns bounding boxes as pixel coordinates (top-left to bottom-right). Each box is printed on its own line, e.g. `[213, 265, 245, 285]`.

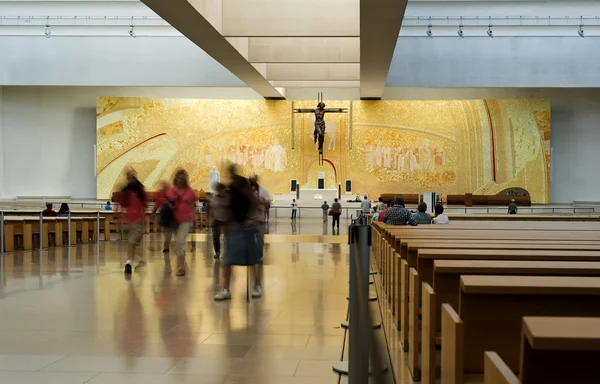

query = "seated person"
[378, 200, 394, 222]
[42, 203, 57, 217]
[412, 202, 432, 224]
[375, 197, 386, 212]
[508, 199, 518, 214]
[432, 204, 450, 224]
[383, 196, 417, 226]
[104, 201, 112, 211]
[57, 203, 70, 217]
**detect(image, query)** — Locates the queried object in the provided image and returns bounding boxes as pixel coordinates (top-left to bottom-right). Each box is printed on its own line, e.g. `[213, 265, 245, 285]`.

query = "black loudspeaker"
[290, 180, 297, 192]
[318, 179, 324, 189]
[345, 180, 352, 193]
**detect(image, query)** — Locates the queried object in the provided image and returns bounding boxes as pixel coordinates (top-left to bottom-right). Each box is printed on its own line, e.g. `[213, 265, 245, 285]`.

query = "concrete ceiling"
[1, 0, 598, 98]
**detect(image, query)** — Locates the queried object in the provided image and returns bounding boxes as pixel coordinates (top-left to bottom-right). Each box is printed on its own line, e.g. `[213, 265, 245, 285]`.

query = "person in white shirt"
[291, 199, 298, 220]
[361, 195, 372, 214]
[432, 204, 450, 224]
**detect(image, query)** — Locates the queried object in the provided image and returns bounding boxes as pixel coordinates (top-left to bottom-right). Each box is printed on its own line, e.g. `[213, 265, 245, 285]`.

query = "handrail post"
[96, 212, 100, 244]
[68, 212, 72, 247]
[39, 212, 43, 251]
[349, 223, 370, 383]
[0, 211, 4, 254]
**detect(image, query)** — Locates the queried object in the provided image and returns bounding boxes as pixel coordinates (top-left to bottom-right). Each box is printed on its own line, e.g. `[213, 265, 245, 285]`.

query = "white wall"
[0, 86, 261, 199]
[387, 37, 600, 88]
[2, 86, 599, 203]
[0, 37, 245, 87]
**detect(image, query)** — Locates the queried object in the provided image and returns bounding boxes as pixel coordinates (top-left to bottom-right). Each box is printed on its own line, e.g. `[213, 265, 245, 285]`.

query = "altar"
[297, 188, 339, 204]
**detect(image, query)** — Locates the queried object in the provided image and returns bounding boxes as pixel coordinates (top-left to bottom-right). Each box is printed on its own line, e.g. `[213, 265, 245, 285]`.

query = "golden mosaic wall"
[97, 97, 551, 203]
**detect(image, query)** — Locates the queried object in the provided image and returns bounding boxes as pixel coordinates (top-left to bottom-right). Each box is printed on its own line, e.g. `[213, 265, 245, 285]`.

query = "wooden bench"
[485, 316, 600, 384]
[2, 217, 23, 252]
[419, 260, 600, 384]
[372, 227, 600, 325]
[441, 275, 600, 384]
[449, 214, 600, 222]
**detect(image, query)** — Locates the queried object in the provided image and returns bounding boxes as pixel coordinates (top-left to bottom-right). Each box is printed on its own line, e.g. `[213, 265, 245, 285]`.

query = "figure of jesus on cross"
[293, 93, 347, 165]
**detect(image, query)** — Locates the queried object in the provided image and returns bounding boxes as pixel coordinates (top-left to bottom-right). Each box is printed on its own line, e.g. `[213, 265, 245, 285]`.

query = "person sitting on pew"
[42, 203, 57, 217]
[57, 203, 70, 217]
[383, 196, 417, 226]
[104, 201, 112, 211]
[508, 199, 518, 215]
[432, 204, 449, 224]
[378, 200, 393, 222]
[412, 202, 432, 224]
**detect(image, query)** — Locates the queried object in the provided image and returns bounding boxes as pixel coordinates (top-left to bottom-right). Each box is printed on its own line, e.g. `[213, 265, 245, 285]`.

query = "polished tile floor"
[0, 218, 412, 384]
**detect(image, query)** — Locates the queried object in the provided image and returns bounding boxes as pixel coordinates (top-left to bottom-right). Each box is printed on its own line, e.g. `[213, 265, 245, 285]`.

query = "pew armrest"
[441, 303, 464, 384]
[422, 283, 436, 384]
[484, 352, 520, 384]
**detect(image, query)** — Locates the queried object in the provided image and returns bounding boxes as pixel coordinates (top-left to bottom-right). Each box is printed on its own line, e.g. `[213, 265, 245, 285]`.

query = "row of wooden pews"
[2, 209, 207, 252]
[371, 220, 600, 384]
[1, 212, 110, 252]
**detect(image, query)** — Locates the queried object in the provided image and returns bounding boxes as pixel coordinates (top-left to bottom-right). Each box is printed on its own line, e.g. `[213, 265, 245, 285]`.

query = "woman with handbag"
[164, 169, 196, 276]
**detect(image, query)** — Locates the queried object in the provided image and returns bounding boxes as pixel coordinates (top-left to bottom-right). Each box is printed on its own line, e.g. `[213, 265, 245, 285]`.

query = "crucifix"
[293, 92, 348, 165]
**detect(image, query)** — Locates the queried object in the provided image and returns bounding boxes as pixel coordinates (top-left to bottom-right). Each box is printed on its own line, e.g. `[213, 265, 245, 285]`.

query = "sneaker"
[252, 285, 263, 298]
[134, 260, 147, 271]
[124, 260, 132, 274]
[214, 252, 220, 259]
[214, 289, 232, 301]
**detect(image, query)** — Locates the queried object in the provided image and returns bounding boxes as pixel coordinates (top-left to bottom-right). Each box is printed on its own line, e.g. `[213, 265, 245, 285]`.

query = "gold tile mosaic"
[97, 97, 550, 203]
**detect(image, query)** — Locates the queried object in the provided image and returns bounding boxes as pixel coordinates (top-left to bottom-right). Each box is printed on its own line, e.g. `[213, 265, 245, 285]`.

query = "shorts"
[223, 226, 258, 266]
[125, 223, 144, 245]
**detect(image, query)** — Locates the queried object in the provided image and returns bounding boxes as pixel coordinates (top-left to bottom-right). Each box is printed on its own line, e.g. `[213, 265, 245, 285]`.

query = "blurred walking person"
[152, 181, 173, 252]
[121, 169, 148, 274]
[164, 169, 196, 276]
[209, 183, 229, 259]
[214, 164, 257, 301]
[249, 175, 270, 297]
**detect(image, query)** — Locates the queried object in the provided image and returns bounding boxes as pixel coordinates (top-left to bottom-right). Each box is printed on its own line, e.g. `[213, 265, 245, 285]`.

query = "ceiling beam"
[140, 0, 284, 99]
[359, 0, 408, 99]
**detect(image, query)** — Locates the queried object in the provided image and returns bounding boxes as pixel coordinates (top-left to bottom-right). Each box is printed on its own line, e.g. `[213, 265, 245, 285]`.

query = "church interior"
[1, 0, 600, 383]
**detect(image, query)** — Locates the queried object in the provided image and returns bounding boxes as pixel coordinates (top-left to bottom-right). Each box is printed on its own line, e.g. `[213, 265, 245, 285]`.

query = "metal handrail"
[345, 221, 385, 383]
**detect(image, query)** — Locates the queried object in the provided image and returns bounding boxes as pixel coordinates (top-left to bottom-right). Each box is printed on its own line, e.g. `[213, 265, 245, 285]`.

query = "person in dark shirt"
[42, 203, 57, 217]
[383, 196, 417, 226]
[508, 199, 518, 215]
[57, 203, 70, 217]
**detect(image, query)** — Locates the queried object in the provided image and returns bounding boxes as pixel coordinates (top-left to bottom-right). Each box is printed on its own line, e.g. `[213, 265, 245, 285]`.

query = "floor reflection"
[0, 220, 355, 383]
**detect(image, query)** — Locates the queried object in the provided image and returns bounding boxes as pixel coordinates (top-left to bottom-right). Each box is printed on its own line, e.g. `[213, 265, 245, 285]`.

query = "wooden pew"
[441, 275, 600, 384]
[2, 218, 20, 252]
[450, 214, 600, 222]
[484, 352, 519, 384]
[420, 260, 600, 384]
[371, 224, 600, 322]
[519, 317, 600, 383]
[484, 316, 600, 384]
[7, 217, 33, 250]
[47, 219, 63, 247]
[401, 248, 600, 352]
